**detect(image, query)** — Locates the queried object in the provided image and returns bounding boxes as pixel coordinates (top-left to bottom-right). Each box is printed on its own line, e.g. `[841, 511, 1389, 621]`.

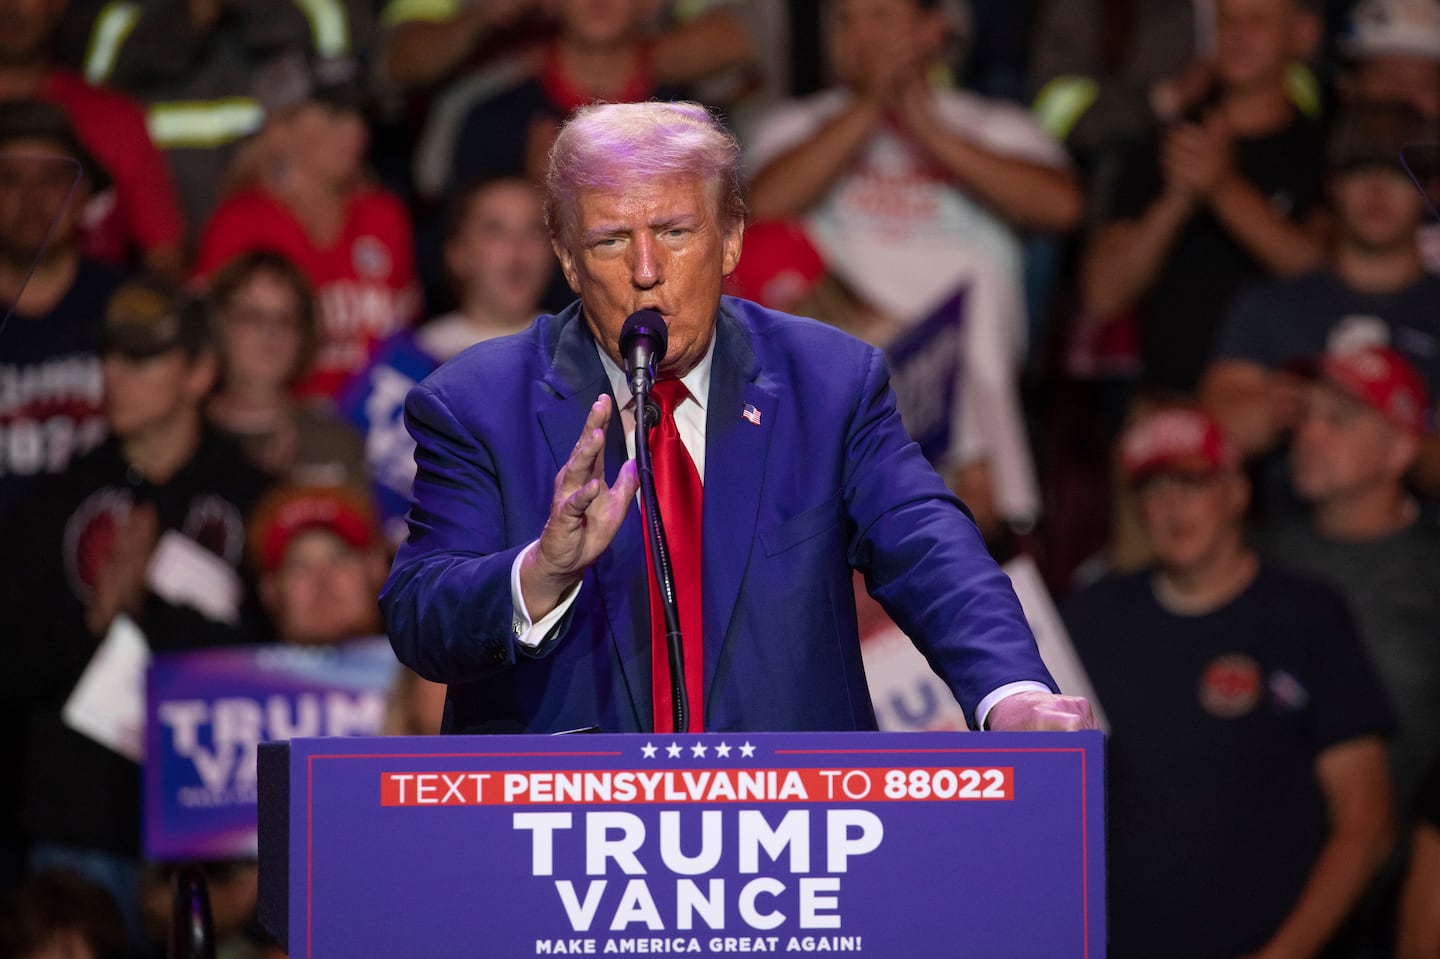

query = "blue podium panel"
[285, 731, 1104, 958]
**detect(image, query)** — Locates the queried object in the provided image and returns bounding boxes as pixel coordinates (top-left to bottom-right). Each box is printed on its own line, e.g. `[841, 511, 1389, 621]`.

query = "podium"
[258, 731, 1105, 957]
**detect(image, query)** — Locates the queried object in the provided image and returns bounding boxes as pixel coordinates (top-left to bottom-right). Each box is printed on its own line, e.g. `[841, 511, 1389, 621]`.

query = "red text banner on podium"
[281, 731, 1105, 957]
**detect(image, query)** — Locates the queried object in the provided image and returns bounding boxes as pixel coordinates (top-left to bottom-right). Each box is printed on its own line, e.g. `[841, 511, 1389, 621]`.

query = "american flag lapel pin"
[741, 403, 762, 426]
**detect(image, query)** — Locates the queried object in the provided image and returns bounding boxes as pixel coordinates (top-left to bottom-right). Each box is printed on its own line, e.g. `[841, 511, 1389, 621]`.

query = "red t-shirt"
[37, 70, 186, 263]
[194, 185, 422, 400]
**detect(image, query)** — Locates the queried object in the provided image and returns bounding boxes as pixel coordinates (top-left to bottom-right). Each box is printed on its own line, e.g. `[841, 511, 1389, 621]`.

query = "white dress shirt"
[508, 340, 712, 646]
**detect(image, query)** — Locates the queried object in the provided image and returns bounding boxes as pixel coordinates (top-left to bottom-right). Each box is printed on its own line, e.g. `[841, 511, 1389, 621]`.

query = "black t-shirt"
[1215, 269, 1440, 390]
[1, 430, 271, 855]
[1109, 109, 1325, 393]
[0, 258, 125, 846]
[0, 259, 128, 523]
[1062, 563, 1393, 959]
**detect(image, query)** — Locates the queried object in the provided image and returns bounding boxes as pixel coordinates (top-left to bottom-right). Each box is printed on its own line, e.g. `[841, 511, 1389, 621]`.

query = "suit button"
[490, 646, 508, 664]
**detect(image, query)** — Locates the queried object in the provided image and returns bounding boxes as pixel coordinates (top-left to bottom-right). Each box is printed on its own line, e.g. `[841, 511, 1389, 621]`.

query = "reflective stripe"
[1286, 62, 1321, 119]
[295, 0, 350, 57]
[146, 99, 265, 150]
[380, 0, 458, 26]
[1033, 75, 1099, 140]
[83, 1, 141, 84]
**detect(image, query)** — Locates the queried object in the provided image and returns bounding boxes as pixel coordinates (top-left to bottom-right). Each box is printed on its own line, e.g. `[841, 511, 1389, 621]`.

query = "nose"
[631, 233, 661, 289]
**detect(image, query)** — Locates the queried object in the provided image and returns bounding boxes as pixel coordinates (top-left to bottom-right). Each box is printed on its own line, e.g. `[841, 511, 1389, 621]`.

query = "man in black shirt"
[1079, 0, 1328, 395]
[1, 284, 269, 950]
[0, 99, 128, 903]
[0, 100, 127, 525]
[1064, 406, 1393, 959]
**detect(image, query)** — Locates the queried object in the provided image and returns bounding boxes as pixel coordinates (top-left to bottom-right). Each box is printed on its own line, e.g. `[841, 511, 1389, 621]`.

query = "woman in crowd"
[206, 250, 366, 488]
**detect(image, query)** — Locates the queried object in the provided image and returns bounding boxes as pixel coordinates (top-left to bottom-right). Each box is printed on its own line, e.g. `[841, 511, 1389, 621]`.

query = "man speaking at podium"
[381, 101, 1092, 737]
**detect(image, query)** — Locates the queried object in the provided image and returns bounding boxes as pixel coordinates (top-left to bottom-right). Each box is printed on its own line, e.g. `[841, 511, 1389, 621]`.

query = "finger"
[608, 459, 641, 511]
[1069, 697, 1098, 730]
[1168, 137, 1201, 162]
[1168, 153, 1202, 180]
[588, 393, 613, 431]
[585, 395, 616, 485]
[1161, 137, 1193, 167]
[559, 400, 610, 492]
[112, 511, 142, 568]
[561, 477, 603, 519]
[132, 503, 159, 548]
[561, 428, 604, 490]
[587, 464, 642, 545]
[124, 504, 157, 557]
[1170, 125, 1204, 148]
[1027, 704, 1086, 732]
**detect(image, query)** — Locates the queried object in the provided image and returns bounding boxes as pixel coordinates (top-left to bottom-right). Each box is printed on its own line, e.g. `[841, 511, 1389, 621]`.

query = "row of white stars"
[640, 741, 757, 759]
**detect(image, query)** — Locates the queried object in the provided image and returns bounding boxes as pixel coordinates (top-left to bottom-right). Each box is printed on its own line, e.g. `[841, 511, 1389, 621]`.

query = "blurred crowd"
[2, 0, 1440, 956]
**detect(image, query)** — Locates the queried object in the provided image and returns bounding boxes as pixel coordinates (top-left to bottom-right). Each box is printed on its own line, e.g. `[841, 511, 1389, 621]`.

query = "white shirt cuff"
[976, 681, 1054, 730]
[509, 541, 582, 649]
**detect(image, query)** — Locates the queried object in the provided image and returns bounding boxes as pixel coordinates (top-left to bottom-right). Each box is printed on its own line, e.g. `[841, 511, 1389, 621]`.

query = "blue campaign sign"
[282, 731, 1104, 957]
[883, 289, 967, 463]
[145, 638, 399, 861]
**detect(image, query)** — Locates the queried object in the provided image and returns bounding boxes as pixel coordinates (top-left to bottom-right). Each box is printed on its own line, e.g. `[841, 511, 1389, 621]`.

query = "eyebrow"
[582, 213, 703, 245]
[653, 213, 702, 231]
[582, 224, 627, 244]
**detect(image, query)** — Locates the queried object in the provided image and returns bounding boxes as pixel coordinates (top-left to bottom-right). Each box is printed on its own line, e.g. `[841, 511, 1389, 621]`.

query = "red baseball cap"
[1315, 345, 1431, 436]
[724, 220, 826, 311]
[248, 485, 378, 574]
[1119, 408, 1240, 486]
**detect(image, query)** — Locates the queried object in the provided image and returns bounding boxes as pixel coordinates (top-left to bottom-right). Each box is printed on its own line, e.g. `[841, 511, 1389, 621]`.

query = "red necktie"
[644, 379, 705, 732]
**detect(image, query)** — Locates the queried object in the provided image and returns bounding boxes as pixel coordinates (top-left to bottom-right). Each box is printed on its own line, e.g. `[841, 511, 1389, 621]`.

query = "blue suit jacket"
[380, 297, 1055, 733]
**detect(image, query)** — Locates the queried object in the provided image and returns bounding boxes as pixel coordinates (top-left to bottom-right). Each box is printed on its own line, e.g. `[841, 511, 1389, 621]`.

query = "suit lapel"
[535, 306, 649, 731]
[701, 304, 776, 714]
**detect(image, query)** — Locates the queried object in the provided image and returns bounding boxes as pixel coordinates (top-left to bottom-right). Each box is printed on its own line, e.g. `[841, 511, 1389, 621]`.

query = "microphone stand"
[631, 376, 689, 734]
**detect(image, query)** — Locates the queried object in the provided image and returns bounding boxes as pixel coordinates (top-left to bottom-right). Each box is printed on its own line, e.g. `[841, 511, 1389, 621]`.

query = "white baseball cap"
[1341, 0, 1440, 63]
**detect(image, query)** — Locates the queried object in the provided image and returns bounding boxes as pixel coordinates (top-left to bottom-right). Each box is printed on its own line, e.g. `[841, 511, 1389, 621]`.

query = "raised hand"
[520, 395, 640, 620]
[1163, 113, 1234, 203]
[84, 501, 158, 636]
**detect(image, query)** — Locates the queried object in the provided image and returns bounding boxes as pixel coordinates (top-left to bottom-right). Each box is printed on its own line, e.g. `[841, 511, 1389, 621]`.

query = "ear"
[259, 573, 279, 615]
[365, 548, 389, 591]
[1385, 430, 1421, 479]
[1226, 471, 1252, 518]
[186, 352, 219, 401]
[720, 218, 745, 277]
[442, 236, 466, 287]
[552, 236, 581, 294]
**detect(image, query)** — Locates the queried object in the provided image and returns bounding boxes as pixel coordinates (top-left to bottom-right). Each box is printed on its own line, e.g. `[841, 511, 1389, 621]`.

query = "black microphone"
[619, 310, 668, 400]
[620, 309, 688, 731]
[167, 864, 216, 959]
